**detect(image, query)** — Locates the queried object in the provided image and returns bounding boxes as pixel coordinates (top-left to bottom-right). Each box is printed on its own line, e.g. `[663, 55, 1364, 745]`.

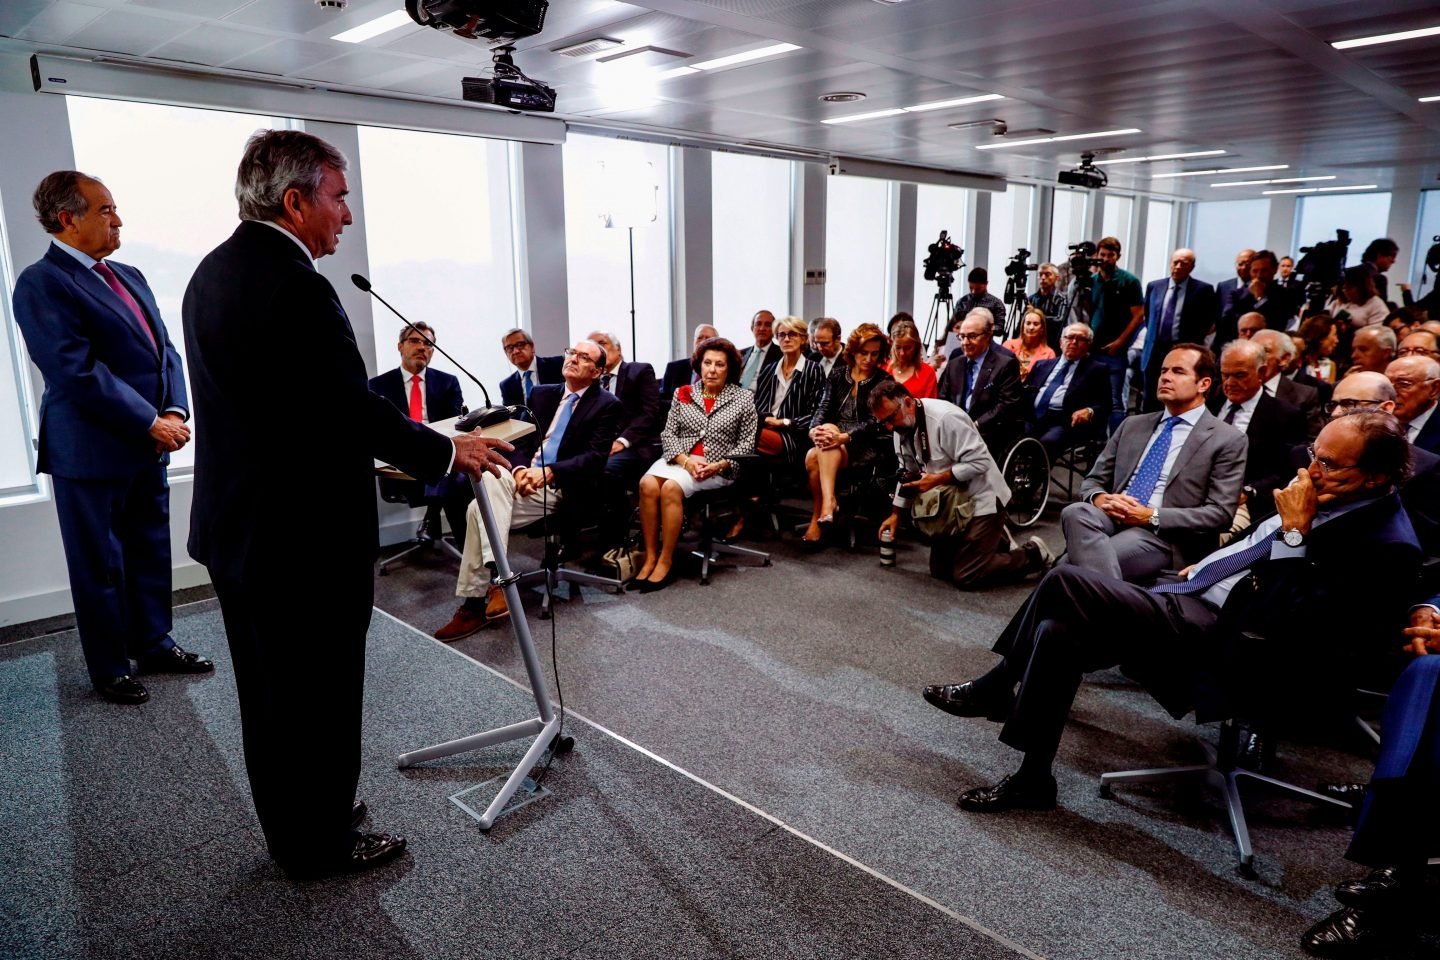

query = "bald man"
[1141, 248, 1219, 412]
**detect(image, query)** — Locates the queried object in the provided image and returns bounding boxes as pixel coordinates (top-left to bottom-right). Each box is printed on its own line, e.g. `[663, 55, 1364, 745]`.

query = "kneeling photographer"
[870, 381, 1050, 589]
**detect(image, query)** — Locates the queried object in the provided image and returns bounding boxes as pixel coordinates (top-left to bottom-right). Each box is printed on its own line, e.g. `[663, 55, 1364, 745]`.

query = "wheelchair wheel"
[1003, 436, 1050, 528]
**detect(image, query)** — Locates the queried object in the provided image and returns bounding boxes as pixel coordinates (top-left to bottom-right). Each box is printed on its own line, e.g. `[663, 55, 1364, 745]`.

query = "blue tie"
[1124, 416, 1181, 505]
[536, 393, 577, 467]
[965, 359, 981, 410]
[522, 369, 534, 403]
[1159, 284, 1179, 344]
[1034, 360, 1071, 416]
[1151, 529, 1279, 596]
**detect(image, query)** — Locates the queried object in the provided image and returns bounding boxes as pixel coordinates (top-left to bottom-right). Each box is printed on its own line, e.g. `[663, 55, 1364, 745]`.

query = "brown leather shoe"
[485, 584, 510, 621]
[434, 605, 486, 642]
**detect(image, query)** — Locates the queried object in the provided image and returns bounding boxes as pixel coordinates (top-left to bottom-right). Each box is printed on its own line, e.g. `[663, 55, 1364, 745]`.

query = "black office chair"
[684, 456, 772, 584]
[514, 497, 626, 618]
[376, 471, 463, 575]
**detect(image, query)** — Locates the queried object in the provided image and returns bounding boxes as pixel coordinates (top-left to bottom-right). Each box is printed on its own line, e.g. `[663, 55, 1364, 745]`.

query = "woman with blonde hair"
[1002, 306, 1056, 379]
[883, 318, 937, 400]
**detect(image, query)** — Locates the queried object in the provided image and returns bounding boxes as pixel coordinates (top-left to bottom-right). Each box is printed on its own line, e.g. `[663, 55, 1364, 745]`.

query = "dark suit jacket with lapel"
[1274, 375, 1323, 439]
[1216, 281, 1300, 350]
[938, 344, 1024, 447]
[1412, 407, 1440, 455]
[1080, 407, 1248, 564]
[1207, 391, 1306, 517]
[510, 383, 621, 493]
[13, 244, 188, 480]
[752, 356, 829, 467]
[1140, 276, 1219, 374]
[1290, 369, 1333, 406]
[368, 366, 465, 423]
[739, 342, 781, 381]
[602, 361, 660, 454]
[1024, 355, 1112, 423]
[661, 356, 694, 401]
[1288, 442, 1440, 559]
[499, 354, 563, 408]
[183, 221, 453, 579]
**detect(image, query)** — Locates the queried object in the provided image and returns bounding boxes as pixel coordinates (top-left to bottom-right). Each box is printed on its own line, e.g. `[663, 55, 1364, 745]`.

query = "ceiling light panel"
[1093, 150, 1226, 166]
[331, 10, 412, 44]
[1150, 164, 1287, 180]
[976, 128, 1140, 150]
[1332, 25, 1440, 50]
[1263, 185, 1377, 195]
[1211, 176, 1335, 187]
[823, 92, 1004, 124]
[689, 42, 799, 71]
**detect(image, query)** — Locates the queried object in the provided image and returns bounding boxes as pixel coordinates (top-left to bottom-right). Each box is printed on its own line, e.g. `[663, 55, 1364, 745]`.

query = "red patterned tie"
[92, 261, 157, 351]
[408, 374, 423, 422]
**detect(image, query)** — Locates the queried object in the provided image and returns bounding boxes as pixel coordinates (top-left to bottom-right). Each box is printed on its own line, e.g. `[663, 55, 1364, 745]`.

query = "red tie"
[92, 261, 157, 351]
[408, 374, 424, 422]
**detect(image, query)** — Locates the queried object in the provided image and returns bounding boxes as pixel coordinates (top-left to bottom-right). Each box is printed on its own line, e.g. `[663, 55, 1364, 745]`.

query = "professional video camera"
[1067, 240, 1100, 277]
[1295, 228, 1350, 313]
[923, 230, 965, 296]
[1003, 248, 1038, 305]
[406, 0, 558, 112]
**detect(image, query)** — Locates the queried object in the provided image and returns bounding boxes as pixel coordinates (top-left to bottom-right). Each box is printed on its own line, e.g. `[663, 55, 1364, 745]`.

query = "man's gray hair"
[1221, 338, 1266, 370]
[590, 330, 621, 355]
[33, 170, 101, 234]
[1253, 328, 1298, 359]
[235, 129, 348, 222]
[1357, 325, 1398, 353]
[501, 326, 532, 345]
[1062, 322, 1092, 341]
[963, 307, 995, 332]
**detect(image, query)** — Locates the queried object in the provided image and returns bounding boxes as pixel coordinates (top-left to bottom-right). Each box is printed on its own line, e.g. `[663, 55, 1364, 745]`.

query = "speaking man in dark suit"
[662, 323, 717, 401]
[367, 320, 472, 547]
[1023, 322, 1111, 457]
[1140, 248, 1219, 412]
[737, 309, 780, 390]
[1386, 354, 1440, 454]
[923, 411, 1420, 813]
[1209, 339, 1306, 529]
[435, 339, 621, 641]
[183, 130, 511, 879]
[12, 170, 210, 706]
[498, 326, 562, 408]
[1061, 344, 1247, 584]
[938, 309, 1025, 457]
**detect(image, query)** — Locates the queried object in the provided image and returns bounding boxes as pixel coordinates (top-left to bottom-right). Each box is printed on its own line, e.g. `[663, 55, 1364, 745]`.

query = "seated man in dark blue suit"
[367, 321, 472, 547]
[435, 339, 621, 640]
[12, 170, 211, 705]
[1300, 596, 1440, 957]
[937, 309, 1025, 459]
[498, 326, 562, 408]
[661, 323, 717, 401]
[1023, 322, 1111, 457]
[588, 329, 661, 543]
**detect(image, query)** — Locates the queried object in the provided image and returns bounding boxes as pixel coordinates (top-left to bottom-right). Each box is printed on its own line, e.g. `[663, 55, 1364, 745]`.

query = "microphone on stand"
[351, 273, 513, 432]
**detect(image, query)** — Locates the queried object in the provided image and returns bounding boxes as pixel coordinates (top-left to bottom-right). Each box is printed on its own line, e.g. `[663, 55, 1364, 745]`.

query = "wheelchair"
[1000, 435, 1050, 528]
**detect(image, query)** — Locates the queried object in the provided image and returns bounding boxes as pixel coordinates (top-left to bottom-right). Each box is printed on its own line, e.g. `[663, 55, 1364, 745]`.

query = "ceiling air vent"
[552, 37, 624, 58]
[820, 92, 866, 103]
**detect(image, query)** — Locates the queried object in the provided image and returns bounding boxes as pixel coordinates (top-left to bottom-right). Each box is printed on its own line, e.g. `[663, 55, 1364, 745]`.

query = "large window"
[913, 184, 972, 340]
[563, 133, 673, 371]
[1414, 190, 1440, 299]
[1294, 192, 1393, 272]
[66, 97, 285, 474]
[712, 152, 792, 340]
[1141, 200, 1175, 288]
[0, 201, 36, 494]
[358, 126, 519, 402]
[824, 175, 893, 328]
[1102, 195, 1134, 257]
[1049, 188, 1089, 264]
[1188, 198, 1271, 287]
[987, 184, 1035, 279]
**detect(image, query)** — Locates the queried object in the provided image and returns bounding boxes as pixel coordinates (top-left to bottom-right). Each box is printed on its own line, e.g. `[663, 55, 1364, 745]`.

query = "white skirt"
[643, 458, 734, 497]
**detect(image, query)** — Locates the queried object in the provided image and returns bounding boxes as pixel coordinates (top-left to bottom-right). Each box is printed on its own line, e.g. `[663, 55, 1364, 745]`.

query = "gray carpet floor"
[373, 511, 1440, 960]
[0, 601, 1033, 960]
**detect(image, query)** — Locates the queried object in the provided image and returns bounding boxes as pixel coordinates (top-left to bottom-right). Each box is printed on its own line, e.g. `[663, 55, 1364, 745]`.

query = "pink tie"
[92, 261, 157, 351]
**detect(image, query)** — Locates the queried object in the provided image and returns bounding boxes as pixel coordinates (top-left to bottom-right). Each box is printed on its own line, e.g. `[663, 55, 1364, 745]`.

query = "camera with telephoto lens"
[1296, 228, 1351, 314]
[1003, 248, 1039, 304]
[923, 230, 965, 296]
[1067, 240, 1100, 277]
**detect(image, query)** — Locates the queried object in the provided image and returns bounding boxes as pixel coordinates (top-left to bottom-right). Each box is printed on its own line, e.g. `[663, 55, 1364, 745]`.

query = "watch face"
[1283, 528, 1303, 546]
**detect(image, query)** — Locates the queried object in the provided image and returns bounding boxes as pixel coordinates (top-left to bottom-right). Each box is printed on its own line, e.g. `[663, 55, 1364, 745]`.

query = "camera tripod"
[1003, 277, 1029, 342]
[924, 288, 954, 358]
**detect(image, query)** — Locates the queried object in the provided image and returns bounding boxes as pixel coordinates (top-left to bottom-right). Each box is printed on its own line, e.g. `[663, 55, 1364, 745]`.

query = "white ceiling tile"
[11, 2, 107, 43]
[147, 23, 275, 66]
[56, 8, 193, 55]
[224, 38, 343, 75]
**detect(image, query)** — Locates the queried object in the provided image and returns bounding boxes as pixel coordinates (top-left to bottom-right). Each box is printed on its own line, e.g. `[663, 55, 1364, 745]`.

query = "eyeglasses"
[401, 337, 432, 348]
[874, 404, 905, 427]
[502, 340, 533, 354]
[1306, 444, 1357, 474]
[957, 332, 988, 341]
[1060, 334, 1090, 342]
[1397, 347, 1438, 358]
[1322, 398, 1384, 416]
[775, 330, 805, 340]
[1390, 377, 1438, 391]
[563, 348, 599, 364]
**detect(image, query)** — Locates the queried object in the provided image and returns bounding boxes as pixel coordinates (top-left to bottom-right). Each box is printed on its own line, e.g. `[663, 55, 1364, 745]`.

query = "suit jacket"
[183, 221, 453, 579]
[499, 354, 563, 408]
[1273, 375, 1323, 439]
[1290, 442, 1440, 559]
[1216, 281, 1300, 350]
[1024, 355, 1111, 423]
[12, 243, 188, 480]
[752, 356, 828, 466]
[739, 342, 781, 381]
[1140, 277, 1219, 373]
[368, 367, 465, 423]
[1207, 391, 1306, 515]
[937, 345, 1024, 448]
[1411, 406, 1440, 455]
[509, 383, 621, 493]
[600, 361, 660, 453]
[1081, 407, 1248, 564]
[660, 356, 695, 402]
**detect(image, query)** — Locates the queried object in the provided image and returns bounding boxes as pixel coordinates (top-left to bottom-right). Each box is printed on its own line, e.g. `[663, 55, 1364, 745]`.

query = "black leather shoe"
[1335, 867, 1406, 909]
[1237, 731, 1274, 773]
[1319, 781, 1368, 806]
[285, 832, 408, 880]
[351, 800, 367, 830]
[922, 681, 1012, 721]
[97, 675, 149, 705]
[958, 773, 1057, 813]
[1301, 906, 1397, 957]
[137, 644, 214, 675]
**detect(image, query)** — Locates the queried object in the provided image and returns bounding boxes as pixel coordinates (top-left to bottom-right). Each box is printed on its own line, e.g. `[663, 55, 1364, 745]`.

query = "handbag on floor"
[601, 541, 644, 583]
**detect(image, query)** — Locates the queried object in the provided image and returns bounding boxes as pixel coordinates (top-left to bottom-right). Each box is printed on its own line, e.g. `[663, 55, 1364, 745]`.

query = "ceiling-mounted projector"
[1057, 152, 1107, 190]
[405, 0, 548, 44]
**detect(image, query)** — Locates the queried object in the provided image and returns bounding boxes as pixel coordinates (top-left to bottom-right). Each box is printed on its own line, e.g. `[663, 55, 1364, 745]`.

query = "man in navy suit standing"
[12, 171, 211, 706]
[1140, 248, 1219, 412]
[368, 320, 472, 546]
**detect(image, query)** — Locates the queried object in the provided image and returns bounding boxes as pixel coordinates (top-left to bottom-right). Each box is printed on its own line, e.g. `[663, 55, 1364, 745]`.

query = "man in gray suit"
[1061, 343, 1247, 583]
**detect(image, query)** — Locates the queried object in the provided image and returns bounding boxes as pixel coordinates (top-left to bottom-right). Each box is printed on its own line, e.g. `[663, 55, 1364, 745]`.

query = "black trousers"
[982, 565, 1219, 758]
[211, 555, 374, 869]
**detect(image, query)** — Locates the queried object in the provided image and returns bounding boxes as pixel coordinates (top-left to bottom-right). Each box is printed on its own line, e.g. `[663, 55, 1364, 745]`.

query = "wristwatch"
[1281, 527, 1305, 547]
[1147, 508, 1160, 531]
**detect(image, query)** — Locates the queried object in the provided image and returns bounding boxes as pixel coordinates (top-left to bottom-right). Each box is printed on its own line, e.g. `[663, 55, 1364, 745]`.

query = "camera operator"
[1360, 238, 1399, 304]
[1086, 236, 1145, 432]
[956, 267, 1006, 334]
[1029, 263, 1069, 350]
[1216, 250, 1299, 350]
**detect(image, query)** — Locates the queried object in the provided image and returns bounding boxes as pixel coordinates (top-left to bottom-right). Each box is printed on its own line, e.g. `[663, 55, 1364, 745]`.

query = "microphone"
[351, 273, 510, 431]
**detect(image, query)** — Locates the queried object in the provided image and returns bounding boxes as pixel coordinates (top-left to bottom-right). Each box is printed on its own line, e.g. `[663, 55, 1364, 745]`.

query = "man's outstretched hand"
[452, 433, 514, 479]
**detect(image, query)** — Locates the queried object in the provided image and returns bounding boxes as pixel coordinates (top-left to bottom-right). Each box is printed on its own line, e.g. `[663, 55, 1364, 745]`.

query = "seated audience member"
[803, 324, 893, 544]
[1348, 325, 1398, 376]
[738, 309, 780, 390]
[662, 323, 718, 400]
[883, 318, 938, 400]
[1140, 248, 1219, 413]
[1236, 311, 1267, 340]
[807, 317, 844, 377]
[1024, 322, 1110, 457]
[587, 330, 661, 541]
[435, 341, 621, 640]
[938, 309, 1025, 458]
[1296, 312, 1339, 389]
[1209, 339, 1306, 530]
[368, 322, 473, 548]
[1060, 344, 1246, 584]
[1386, 354, 1440, 454]
[1254, 328, 1323, 437]
[1217, 250, 1297, 351]
[753, 316, 827, 470]
[871, 382, 1050, 588]
[1397, 329, 1440, 361]
[498, 327, 562, 408]
[923, 411, 1421, 813]
[1300, 598, 1440, 957]
[1330, 265, 1390, 331]
[1001, 306, 1056, 380]
[634, 337, 757, 591]
[1029, 262, 1070, 350]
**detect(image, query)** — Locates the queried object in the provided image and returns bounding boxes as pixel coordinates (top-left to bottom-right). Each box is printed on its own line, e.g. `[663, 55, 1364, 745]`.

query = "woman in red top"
[883, 319, 937, 400]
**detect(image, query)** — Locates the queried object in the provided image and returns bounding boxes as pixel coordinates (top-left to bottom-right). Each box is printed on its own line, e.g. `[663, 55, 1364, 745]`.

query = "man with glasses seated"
[498, 327, 562, 411]
[807, 317, 844, 378]
[435, 340, 620, 641]
[937, 309, 1025, 460]
[1023, 322, 1111, 458]
[1386, 355, 1440, 454]
[1397, 330, 1439, 362]
[368, 322, 472, 547]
